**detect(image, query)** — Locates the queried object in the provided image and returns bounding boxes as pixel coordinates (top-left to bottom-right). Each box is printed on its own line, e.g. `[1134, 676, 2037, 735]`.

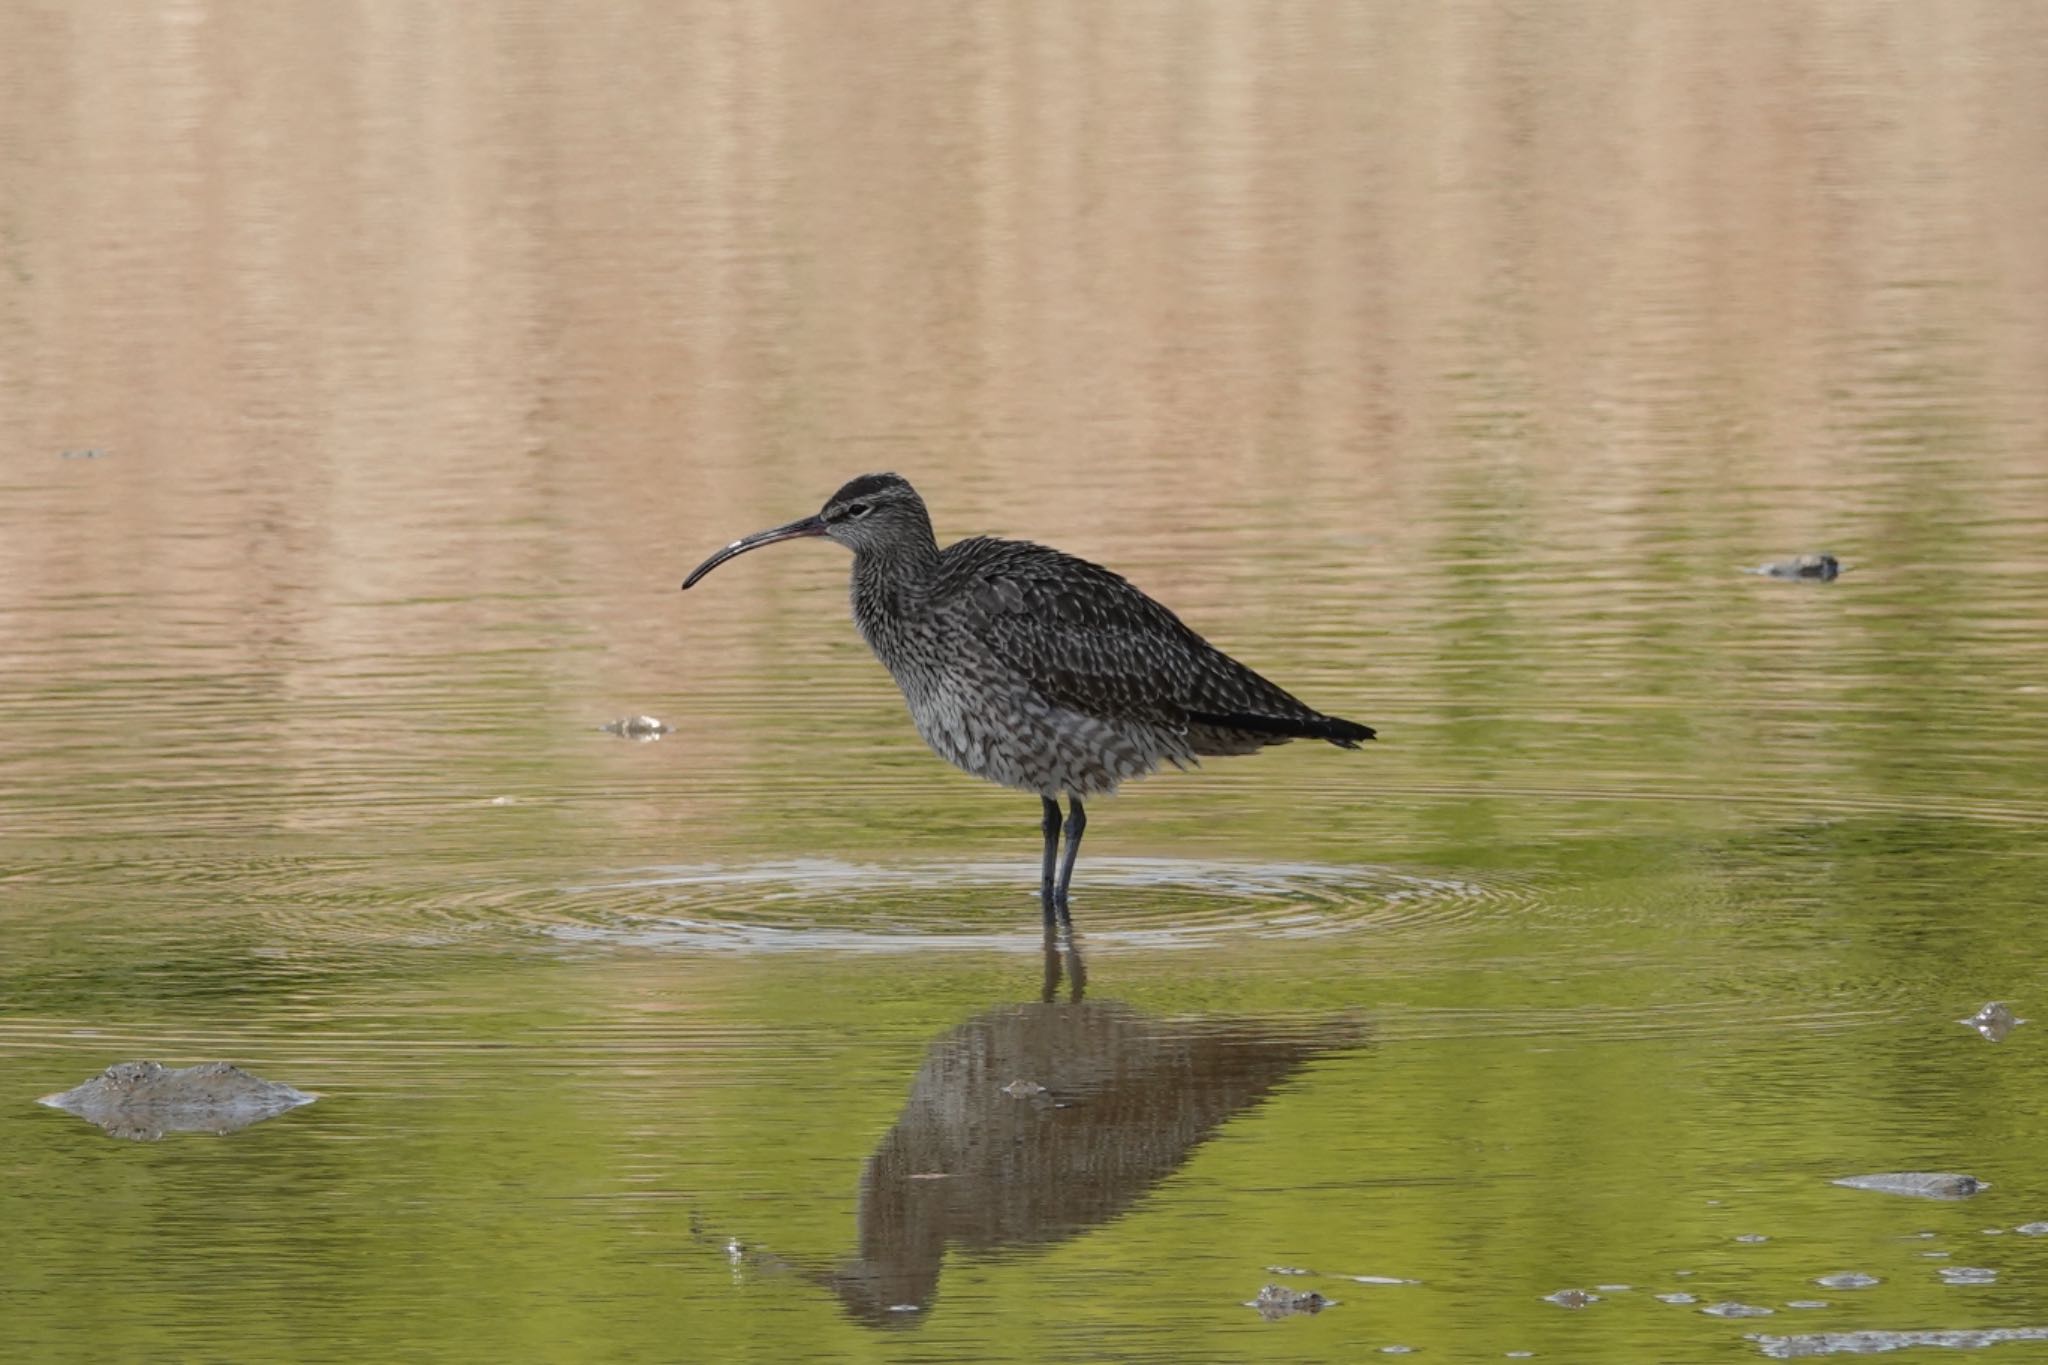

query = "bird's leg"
[1039, 796, 1062, 925]
[1054, 795, 1086, 921]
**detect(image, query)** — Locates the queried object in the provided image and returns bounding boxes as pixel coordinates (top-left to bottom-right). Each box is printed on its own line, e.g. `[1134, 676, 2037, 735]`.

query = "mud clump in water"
[1833, 1172, 1986, 1199]
[1250, 1284, 1333, 1318]
[38, 1061, 317, 1141]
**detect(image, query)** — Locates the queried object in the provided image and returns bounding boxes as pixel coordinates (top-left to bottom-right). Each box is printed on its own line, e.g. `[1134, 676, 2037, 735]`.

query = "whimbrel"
[681, 473, 1374, 926]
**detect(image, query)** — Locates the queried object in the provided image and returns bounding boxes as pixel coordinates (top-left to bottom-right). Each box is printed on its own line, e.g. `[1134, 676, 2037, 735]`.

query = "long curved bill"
[681, 515, 827, 589]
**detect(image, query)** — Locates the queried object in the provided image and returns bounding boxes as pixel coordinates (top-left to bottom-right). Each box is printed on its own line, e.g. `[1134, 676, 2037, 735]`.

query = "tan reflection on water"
[6, 1, 2045, 600]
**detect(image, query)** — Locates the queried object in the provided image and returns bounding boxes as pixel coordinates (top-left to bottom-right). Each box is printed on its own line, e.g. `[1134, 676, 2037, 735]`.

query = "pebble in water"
[601, 715, 672, 740]
[1250, 1284, 1332, 1318]
[1701, 1302, 1775, 1318]
[1814, 1272, 1880, 1290]
[1542, 1289, 1599, 1309]
[1744, 553, 1842, 581]
[1958, 1001, 2024, 1042]
[999, 1079, 1046, 1098]
[1937, 1266, 1998, 1285]
[1832, 1172, 1986, 1200]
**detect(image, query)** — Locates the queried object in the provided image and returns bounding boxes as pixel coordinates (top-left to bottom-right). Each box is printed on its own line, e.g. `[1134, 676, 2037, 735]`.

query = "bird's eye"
[847, 502, 873, 518]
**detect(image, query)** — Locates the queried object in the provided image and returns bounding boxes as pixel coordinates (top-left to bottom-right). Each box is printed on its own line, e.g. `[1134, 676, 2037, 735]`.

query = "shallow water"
[5, 2, 2048, 1361]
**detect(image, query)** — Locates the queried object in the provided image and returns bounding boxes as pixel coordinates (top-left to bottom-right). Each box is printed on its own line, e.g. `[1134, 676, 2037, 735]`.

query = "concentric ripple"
[548, 856, 1538, 954]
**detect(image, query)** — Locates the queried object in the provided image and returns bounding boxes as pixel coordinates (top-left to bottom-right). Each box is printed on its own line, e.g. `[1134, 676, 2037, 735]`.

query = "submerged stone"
[1543, 1289, 1599, 1309]
[1833, 1172, 1986, 1200]
[1751, 1327, 2048, 1358]
[39, 1061, 316, 1141]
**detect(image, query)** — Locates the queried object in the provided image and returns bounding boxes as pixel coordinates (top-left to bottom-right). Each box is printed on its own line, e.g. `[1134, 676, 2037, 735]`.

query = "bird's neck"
[850, 535, 940, 637]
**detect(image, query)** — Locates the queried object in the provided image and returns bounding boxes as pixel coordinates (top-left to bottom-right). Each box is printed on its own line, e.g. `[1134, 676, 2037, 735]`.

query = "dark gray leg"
[1039, 796, 1062, 923]
[1054, 796, 1086, 918]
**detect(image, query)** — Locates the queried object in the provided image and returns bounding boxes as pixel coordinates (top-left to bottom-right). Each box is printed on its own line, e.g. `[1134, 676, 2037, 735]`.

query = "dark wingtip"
[1328, 720, 1376, 749]
[1186, 710, 1376, 746]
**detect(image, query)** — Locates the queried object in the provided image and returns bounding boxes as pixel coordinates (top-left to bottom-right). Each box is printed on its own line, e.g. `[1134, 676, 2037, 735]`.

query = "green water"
[6, 3, 2048, 1361]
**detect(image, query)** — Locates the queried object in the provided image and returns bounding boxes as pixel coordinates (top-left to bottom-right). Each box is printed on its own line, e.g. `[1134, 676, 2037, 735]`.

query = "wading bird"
[682, 473, 1373, 927]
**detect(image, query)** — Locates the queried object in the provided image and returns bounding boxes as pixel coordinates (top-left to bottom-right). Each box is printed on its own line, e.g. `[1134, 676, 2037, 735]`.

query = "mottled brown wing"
[936, 538, 1358, 742]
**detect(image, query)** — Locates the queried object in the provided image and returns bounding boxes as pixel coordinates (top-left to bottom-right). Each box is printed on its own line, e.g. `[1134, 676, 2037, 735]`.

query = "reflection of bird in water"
[808, 938, 1364, 1327]
[681, 473, 1374, 925]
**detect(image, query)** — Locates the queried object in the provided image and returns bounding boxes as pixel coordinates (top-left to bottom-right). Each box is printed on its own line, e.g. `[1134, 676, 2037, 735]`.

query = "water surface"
[4, 3, 2048, 1361]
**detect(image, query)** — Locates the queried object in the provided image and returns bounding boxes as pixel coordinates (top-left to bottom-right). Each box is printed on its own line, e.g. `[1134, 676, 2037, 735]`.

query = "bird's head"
[682, 472, 934, 589]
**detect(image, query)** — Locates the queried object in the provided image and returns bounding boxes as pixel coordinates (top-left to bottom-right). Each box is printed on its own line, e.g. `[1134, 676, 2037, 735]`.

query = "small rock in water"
[1814, 1272, 1880, 1290]
[601, 714, 672, 741]
[1251, 1284, 1333, 1318]
[1701, 1302, 1775, 1318]
[1959, 1001, 2024, 1042]
[38, 1061, 316, 1141]
[999, 1079, 1045, 1098]
[1656, 1292, 1699, 1305]
[1833, 1172, 1986, 1200]
[2016, 1222, 2048, 1236]
[1937, 1265, 1997, 1285]
[1745, 553, 1842, 581]
[1542, 1289, 1599, 1309]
